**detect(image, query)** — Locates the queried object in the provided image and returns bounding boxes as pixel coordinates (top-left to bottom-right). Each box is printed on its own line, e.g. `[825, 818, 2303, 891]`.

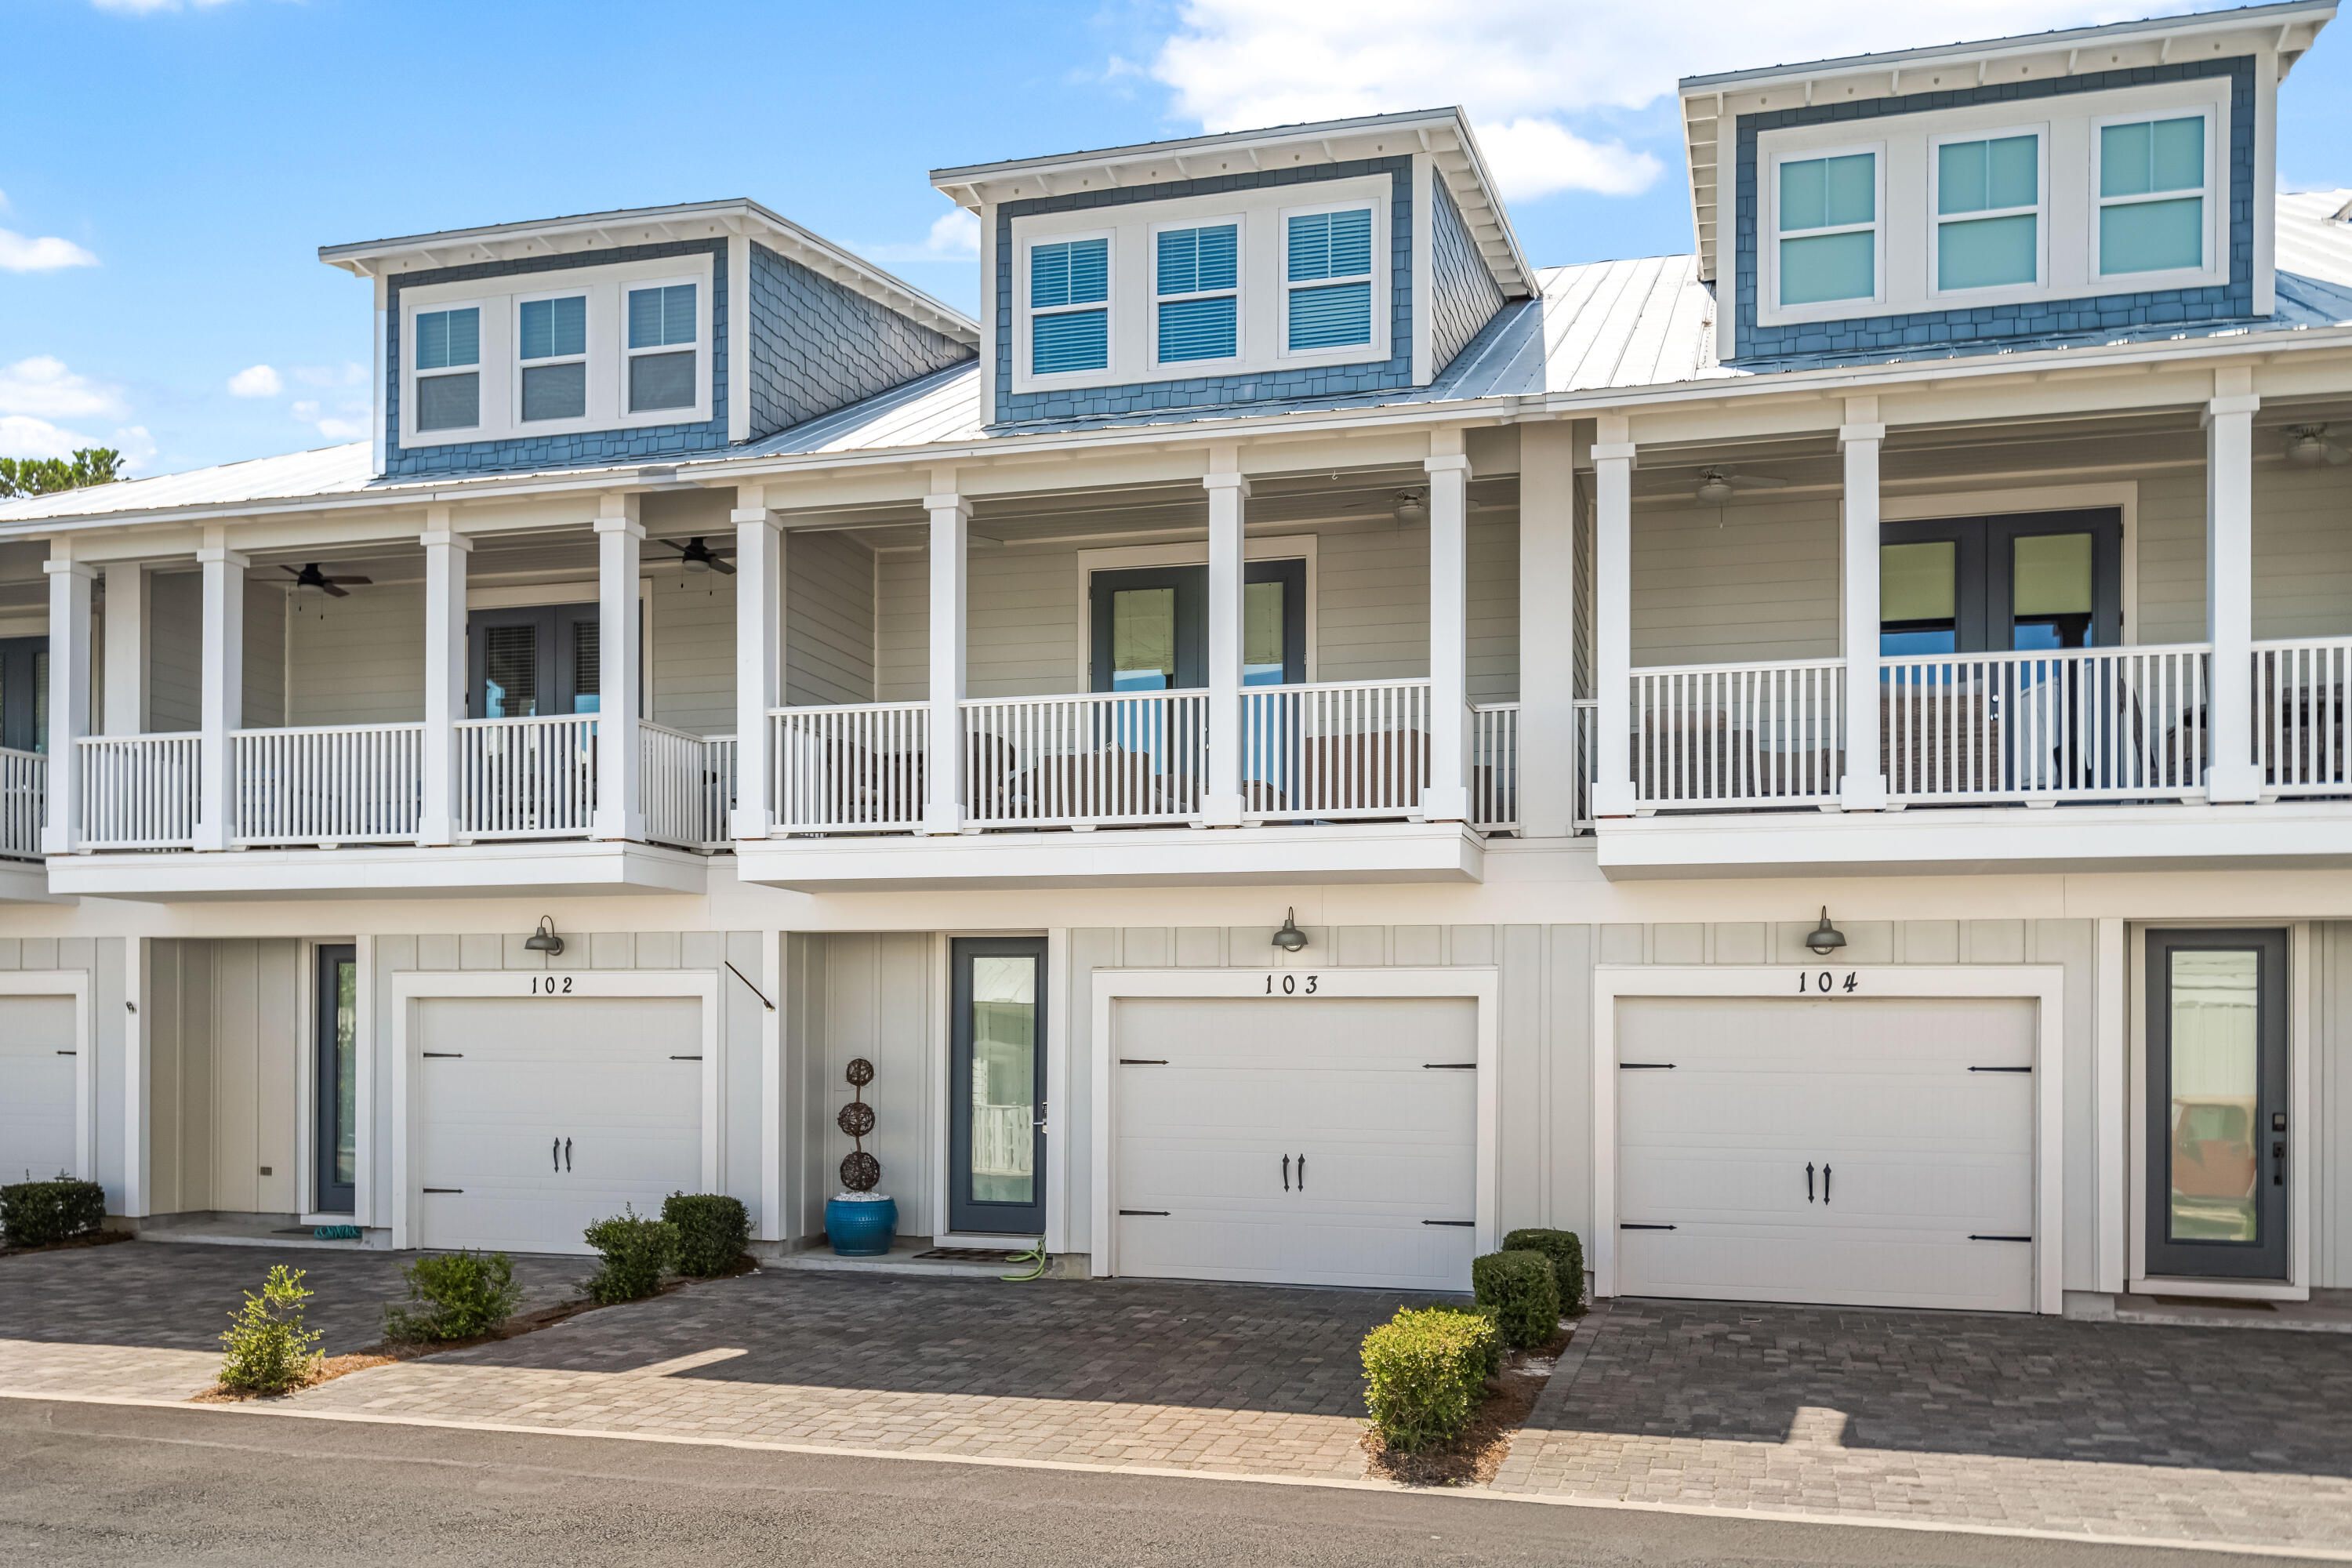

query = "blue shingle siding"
[383, 239, 728, 478]
[745, 241, 972, 441]
[1731, 57, 2256, 370]
[991, 157, 1414, 426]
[1429, 174, 1506, 376]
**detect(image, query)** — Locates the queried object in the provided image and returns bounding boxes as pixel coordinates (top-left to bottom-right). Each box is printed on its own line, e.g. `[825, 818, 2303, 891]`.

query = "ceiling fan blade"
[708, 557, 737, 575]
[322, 582, 350, 598]
[325, 575, 373, 585]
[1730, 474, 1789, 489]
[279, 564, 306, 580]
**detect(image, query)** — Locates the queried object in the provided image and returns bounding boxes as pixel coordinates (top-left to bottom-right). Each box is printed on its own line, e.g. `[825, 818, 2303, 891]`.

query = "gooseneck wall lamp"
[524, 916, 565, 957]
[1803, 908, 1847, 956]
[1271, 909, 1309, 953]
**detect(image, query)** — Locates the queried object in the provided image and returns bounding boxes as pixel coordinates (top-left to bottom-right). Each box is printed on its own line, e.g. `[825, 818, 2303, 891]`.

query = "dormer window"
[517, 294, 588, 423]
[1029, 237, 1111, 376]
[2096, 113, 2210, 277]
[1154, 221, 1239, 365]
[1283, 204, 1374, 352]
[412, 307, 481, 431]
[626, 282, 699, 412]
[1774, 150, 1879, 307]
[1933, 132, 2042, 292]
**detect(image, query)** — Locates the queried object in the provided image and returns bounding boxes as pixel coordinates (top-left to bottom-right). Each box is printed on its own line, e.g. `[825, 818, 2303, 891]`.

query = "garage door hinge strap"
[1620, 1223, 1677, 1230]
[1119, 1058, 1169, 1065]
[670, 1054, 702, 1060]
[1969, 1065, 2032, 1073]
[1422, 1219, 1475, 1227]
[423, 1052, 463, 1058]
[422, 1188, 463, 1194]
[1619, 1062, 1675, 1069]
[1423, 1062, 1476, 1069]
[55, 1050, 76, 1055]
[1119, 1209, 1171, 1216]
[1969, 1234, 2033, 1242]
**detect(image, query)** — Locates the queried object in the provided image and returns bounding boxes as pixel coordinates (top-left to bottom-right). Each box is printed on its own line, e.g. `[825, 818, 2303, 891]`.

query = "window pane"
[1940, 212, 2037, 289]
[1110, 586, 1175, 690]
[1882, 541, 1956, 623]
[1031, 238, 1108, 308]
[967, 955, 1036, 1206]
[627, 285, 697, 350]
[2013, 532, 2093, 650]
[519, 296, 586, 361]
[1243, 579, 1285, 685]
[1940, 136, 2035, 214]
[412, 307, 478, 371]
[628, 350, 695, 412]
[2168, 949, 2260, 1244]
[1287, 209, 1370, 281]
[2100, 122, 2152, 197]
[1780, 158, 1825, 231]
[1780, 230, 1874, 305]
[2151, 116, 2205, 191]
[1988, 135, 2038, 208]
[1032, 308, 1108, 375]
[1824, 154, 1874, 226]
[332, 960, 358, 1189]
[1287, 281, 1372, 350]
[481, 623, 538, 717]
[416, 372, 479, 431]
[1937, 140, 1987, 215]
[572, 619, 599, 713]
[1158, 295, 1236, 361]
[521, 361, 587, 422]
[1157, 223, 1237, 296]
[2100, 196, 2202, 274]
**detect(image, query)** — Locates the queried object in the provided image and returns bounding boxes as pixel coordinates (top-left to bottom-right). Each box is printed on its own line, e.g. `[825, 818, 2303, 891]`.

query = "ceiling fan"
[2284, 425, 2350, 466]
[280, 561, 372, 597]
[1693, 467, 1790, 503]
[659, 535, 737, 575]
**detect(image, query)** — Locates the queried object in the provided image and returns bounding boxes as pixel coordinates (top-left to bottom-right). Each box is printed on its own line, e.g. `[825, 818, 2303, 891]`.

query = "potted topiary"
[826, 1058, 896, 1256]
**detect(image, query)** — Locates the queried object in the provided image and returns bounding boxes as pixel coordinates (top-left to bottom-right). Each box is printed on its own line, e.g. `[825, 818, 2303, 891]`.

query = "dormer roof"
[318, 198, 979, 346]
[928, 107, 1535, 299]
[1675, 0, 2338, 285]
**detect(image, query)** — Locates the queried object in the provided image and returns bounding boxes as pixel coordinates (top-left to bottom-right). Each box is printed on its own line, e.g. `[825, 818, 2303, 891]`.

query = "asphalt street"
[0, 1396, 2290, 1567]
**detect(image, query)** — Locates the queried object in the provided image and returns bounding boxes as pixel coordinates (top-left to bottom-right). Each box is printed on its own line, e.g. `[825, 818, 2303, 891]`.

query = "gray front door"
[948, 937, 1047, 1237]
[2145, 928, 2289, 1280]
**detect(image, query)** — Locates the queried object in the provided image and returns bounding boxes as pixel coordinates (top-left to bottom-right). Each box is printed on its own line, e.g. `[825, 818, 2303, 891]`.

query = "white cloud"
[0, 356, 129, 421]
[111, 425, 156, 470]
[0, 416, 153, 469]
[1476, 119, 1662, 200]
[0, 228, 99, 272]
[857, 209, 983, 265]
[227, 363, 282, 398]
[292, 397, 368, 441]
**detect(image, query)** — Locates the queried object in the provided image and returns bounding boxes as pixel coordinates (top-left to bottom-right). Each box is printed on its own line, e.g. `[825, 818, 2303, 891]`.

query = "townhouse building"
[2, 1, 2349, 1318]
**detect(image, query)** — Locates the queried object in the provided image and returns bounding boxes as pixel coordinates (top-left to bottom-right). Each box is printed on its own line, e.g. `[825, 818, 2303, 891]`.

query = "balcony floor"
[45, 840, 713, 902]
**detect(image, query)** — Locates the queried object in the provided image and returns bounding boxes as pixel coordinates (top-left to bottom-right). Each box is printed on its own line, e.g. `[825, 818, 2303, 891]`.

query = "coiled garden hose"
[1000, 1240, 1049, 1282]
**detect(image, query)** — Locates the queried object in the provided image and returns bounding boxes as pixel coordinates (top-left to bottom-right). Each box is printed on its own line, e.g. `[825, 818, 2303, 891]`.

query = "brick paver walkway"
[1494, 1299, 2352, 1553]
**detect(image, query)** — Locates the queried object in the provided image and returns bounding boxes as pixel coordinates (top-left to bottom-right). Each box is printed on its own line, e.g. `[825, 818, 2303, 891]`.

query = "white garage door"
[416, 996, 702, 1255]
[1616, 996, 2036, 1313]
[1113, 995, 1477, 1290]
[0, 996, 77, 1185]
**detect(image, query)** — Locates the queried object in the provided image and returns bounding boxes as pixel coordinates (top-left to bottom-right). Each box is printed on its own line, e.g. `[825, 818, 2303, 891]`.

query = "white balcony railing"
[641, 723, 735, 850]
[79, 734, 200, 849]
[458, 714, 597, 839]
[1632, 659, 1846, 808]
[1883, 644, 2208, 804]
[2255, 637, 2352, 797]
[1240, 678, 1430, 818]
[233, 723, 424, 846]
[1471, 702, 1519, 832]
[771, 701, 928, 833]
[965, 690, 1207, 828]
[0, 746, 44, 861]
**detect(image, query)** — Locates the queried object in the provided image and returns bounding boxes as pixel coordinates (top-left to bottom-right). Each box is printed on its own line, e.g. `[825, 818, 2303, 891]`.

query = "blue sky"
[2, 0, 2346, 477]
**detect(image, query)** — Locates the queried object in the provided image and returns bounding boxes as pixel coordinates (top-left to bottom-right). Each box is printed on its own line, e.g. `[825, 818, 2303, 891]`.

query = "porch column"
[731, 494, 783, 840]
[1516, 423, 1580, 838]
[1203, 455, 1248, 826]
[39, 551, 93, 855]
[101, 561, 147, 736]
[1838, 397, 1889, 811]
[591, 498, 644, 842]
[192, 534, 246, 852]
[922, 486, 969, 835]
[1422, 434, 1472, 822]
[1590, 417, 1637, 816]
[2205, 370, 2263, 803]
[417, 514, 470, 846]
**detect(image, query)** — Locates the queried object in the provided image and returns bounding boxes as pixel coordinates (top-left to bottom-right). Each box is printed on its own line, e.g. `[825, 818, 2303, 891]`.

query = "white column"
[1203, 458, 1249, 827]
[2205, 373, 2263, 803]
[40, 554, 93, 854]
[1591, 418, 1637, 816]
[1516, 423, 1580, 838]
[591, 499, 644, 842]
[732, 496, 783, 840]
[101, 562, 147, 736]
[922, 488, 969, 835]
[417, 516, 470, 845]
[1838, 397, 1889, 811]
[192, 536, 246, 851]
[1423, 437, 1472, 822]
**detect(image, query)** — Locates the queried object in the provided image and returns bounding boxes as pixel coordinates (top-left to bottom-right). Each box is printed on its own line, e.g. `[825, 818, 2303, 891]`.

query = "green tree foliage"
[0, 447, 125, 499]
[218, 1265, 325, 1394]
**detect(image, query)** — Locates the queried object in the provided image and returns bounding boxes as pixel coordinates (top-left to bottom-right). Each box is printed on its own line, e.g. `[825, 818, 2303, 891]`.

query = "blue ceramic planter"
[826, 1196, 897, 1257]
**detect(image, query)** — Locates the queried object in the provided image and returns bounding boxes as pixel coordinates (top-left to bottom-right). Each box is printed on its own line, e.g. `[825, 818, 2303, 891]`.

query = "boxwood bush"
[1, 1177, 106, 1249]
[1360, 1305, 1501, 1453]
[1472, 1248, 1561, 1349]
[662, 1192, 750, 1277]
[583, 1207, 677, 1305]
[1501, 1227, 1585, 1316]
[383, 1250, 521, 1342]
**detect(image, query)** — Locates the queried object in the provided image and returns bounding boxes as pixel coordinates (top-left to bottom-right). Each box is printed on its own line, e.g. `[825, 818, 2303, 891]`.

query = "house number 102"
[1800, 971, 1860, 993]
[1265, 974, 1319, 994]
[530, 975, 575, 995]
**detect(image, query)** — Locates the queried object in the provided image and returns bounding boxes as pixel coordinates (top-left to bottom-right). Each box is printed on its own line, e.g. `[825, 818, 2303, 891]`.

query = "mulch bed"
[1362, 1325, 1573, 1487]
[0, 1229, 136, 1261]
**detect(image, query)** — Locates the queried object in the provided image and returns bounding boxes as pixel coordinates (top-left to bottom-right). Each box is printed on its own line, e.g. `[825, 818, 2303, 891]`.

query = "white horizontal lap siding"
[874, 549, 928, 704]
[287, 581, 428, 727]
[1633, 496, 1839, 668]
[1468, 513, 1520, 703]
[147, 571, 201, 733]
[652, 568, 736, 735]
[2136, 470, 2210, 646]
[2256, 463, 2352, 641]
[243, 579, 285, 730]
[785, 531, 877, 707]
[1316, 523, 1430, 684]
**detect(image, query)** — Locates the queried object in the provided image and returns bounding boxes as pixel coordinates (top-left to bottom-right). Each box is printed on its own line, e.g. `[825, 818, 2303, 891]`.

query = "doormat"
[2151, 1295, 2277, 1310]
[911, 1247, 1023, 1263]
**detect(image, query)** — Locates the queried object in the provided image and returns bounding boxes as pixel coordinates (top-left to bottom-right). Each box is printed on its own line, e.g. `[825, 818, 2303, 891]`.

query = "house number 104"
[1265, 974, 1319, 994]
[1800, 971, 1859, 993]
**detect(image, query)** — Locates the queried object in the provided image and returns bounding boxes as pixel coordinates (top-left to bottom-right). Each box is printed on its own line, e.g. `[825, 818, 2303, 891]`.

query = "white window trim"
[2090, 103, 2226, 290]
[1276, 195, 1388, 365]
[1762, 141, 1887, 324]
[513, 285, 591, 430]
[1017, 228, 1117, 384]
[405, 297, 488, 440]
[1148, 213, 1244, 376]
[622, 272, 710, 421]
[1927, 124, 2050, 303]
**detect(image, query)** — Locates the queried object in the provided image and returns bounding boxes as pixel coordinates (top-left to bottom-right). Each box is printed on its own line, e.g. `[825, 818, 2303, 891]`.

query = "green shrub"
[2, 1177, 106, 1248]
[1472, 1248, 1561, 1349]
[218, 1265, 324, 1394]
[1501, 1227, 1586, 1316]
[1361, 1306, 1501, 1453]
[383, 1250, 521, 1342]
[662, 1192, 750, 1278]
[583, 1207, 677, 1305]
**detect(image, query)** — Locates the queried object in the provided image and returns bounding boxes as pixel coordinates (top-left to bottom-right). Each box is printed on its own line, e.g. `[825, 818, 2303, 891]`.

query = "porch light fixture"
[1392, 489, 1428, 524]
[524, 916, 565, 957]
[1271, 909, 1309, 953]
[1803, 908, 1846, 955]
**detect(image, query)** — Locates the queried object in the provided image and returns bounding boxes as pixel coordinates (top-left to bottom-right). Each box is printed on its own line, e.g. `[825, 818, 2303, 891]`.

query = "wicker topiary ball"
[836, 1101, 876, 1139]
[840, 1151, 880, 1192]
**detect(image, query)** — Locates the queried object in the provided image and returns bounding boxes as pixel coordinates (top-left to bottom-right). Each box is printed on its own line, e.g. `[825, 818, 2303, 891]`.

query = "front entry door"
[0, 637, 48, 753]
[949, 937, 1047, 1236]
[314, 944, 358, 1214]
[2146, 929, 2290, 1280]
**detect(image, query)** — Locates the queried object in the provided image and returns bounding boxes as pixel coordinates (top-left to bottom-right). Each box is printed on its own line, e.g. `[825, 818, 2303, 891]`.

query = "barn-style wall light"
[1271, 909, 1309, 953]
[524, 916, 565, 956]
[1803, 908, 1846, 955]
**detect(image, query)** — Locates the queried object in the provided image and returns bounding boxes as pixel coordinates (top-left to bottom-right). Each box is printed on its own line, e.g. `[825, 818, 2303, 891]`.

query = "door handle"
[1823, 1163, 1832, 1205]
[552, 1137, 560, 1174]
[2274, 1141, 2286, 1187]
[1806, 1162, 1815, 1203]
[1281, 1154, 1290, 1191]
[1297, 1153, 1306, 1192]
[564, 1137, 572, 1173]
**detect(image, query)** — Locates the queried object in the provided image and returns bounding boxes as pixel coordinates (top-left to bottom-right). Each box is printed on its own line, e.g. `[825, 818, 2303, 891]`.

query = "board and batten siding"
[782, 931, 935, 1245]
[142, 938, 302, 1218]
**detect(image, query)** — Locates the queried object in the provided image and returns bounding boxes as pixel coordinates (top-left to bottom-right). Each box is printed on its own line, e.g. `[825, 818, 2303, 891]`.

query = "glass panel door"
[1110, 586, 1178, 691]
[0, 636, 49, 753]
[314, 944, 358, 1214]
[469, 604, 607, 717]
[949, 937, 1047, 1236]
[2010, 532, 2096, 650]
[2145, 929, 2288, 1279]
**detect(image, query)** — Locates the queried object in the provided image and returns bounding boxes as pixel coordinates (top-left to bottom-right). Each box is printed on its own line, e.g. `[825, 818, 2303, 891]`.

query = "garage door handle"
[1282, 1154, 1290, 1192]
[1297, 1153, 1305, 1191]
[1806, 1161, 1815, 1203]
[1969, 1234, 2032, 1243]
[564, 1137, 572, 1173]
[553, 1137, 561, 1174]
[1822, 1163, 1831, 1204]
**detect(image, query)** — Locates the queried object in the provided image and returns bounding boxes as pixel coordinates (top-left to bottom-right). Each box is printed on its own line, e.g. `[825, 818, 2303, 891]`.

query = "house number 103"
[1799, 971, 1860, 993]
[1265, 974, 1319, 994]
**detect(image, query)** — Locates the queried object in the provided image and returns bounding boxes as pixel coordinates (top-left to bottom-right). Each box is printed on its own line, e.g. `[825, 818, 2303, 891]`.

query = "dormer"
[320, 200, 978, 479]
[1678, 0, 2337, 367]
[930, 109, 1534, 427]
